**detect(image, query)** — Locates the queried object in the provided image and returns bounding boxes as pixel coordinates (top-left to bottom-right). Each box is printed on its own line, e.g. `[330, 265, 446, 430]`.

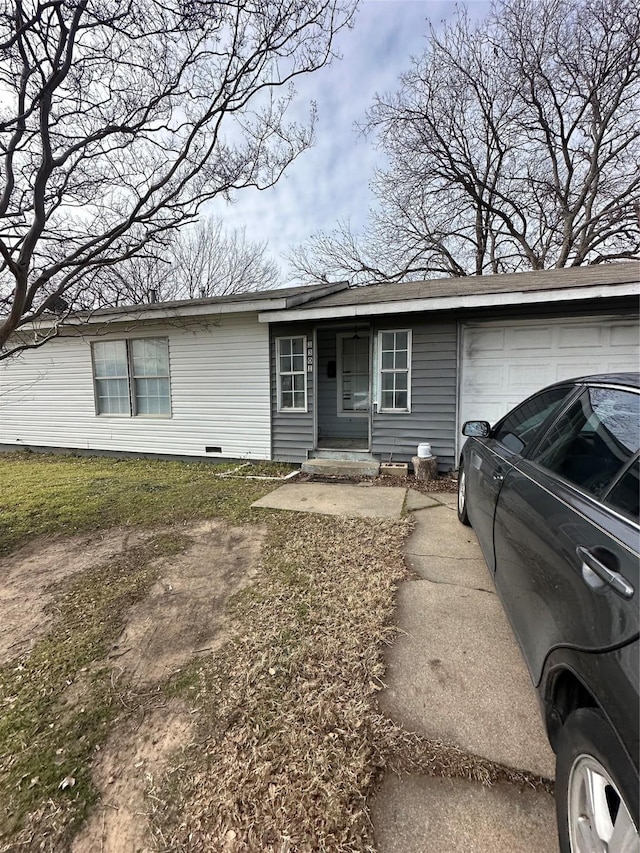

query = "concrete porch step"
[313, 449, 373, 461]
[301, 457, 380, 477]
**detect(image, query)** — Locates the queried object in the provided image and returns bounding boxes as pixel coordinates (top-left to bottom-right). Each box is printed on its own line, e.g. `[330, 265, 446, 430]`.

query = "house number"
[307, 340, 313, 370]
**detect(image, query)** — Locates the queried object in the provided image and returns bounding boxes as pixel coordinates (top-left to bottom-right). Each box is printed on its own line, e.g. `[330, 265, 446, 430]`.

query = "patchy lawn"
[0, 454, 543, 853]
[0, 453, 290, 557]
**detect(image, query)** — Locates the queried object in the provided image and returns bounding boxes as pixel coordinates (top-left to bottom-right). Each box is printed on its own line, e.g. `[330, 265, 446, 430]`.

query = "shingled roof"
[258, 262, 639, 321]
[300, 262, 639, 309]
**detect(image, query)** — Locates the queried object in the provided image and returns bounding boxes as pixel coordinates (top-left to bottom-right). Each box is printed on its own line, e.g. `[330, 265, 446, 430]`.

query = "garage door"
[458, 315, 640, 450]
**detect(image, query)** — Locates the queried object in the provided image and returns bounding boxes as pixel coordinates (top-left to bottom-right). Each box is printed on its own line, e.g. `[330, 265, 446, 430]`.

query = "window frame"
[130, 338, 172, 417]
[91, 337, 172, 418]
[491, 385, 574, 457]
[528, 385, 640, 500]
[378, 329, 412, 414]
[336, 331, 370, 418]
[276, 335, 308, 413]
[91, 339, 131, 417]
[602, 453, 640, 523]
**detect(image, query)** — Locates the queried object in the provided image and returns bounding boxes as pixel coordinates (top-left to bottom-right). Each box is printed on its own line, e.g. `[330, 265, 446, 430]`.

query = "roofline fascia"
[23, 282, 351, 330]
[27, 296, 295, 329]
[257, 282, 640, 323]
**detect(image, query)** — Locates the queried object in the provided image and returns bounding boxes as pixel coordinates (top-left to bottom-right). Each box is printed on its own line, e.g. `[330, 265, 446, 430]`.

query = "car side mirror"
[462, 420, 491, 438]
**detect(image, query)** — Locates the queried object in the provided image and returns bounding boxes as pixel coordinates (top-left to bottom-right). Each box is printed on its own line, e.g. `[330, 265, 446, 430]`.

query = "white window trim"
[276, 335, 308, 413]
[378, 329, 412, 414]
[91, 337, 172, 418]
[336, 331, 370, 418]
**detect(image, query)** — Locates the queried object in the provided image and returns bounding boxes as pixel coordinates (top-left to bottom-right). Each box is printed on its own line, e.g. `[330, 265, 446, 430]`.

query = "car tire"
[556, 707, 639, 853]
[457, 463, 471, 526]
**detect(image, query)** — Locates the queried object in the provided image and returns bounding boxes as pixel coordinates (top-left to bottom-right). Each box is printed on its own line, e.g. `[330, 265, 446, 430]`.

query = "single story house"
[1, 263, 638, 472]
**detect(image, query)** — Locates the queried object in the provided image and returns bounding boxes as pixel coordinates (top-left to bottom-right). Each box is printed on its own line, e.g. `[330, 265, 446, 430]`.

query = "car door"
[464, 385, 574, 570]
[493, 384, 640, 685]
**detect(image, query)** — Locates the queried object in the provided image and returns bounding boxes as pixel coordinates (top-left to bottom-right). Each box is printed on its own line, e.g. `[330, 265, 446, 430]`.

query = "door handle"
[576, 546, 634, 599]
[492, 472, 504, 482]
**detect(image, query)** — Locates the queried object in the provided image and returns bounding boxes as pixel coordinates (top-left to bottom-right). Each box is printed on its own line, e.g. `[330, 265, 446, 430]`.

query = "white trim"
[32, 300, 288, 330]
[275, 335, 308, 413]
[336, 331, 370, 418]
[312, 327, 318, 449]
[371, 332, 379, 412]
[455, 317, 463, 464]
[378, 329, 412, 413]
[258, 282, 639, 323]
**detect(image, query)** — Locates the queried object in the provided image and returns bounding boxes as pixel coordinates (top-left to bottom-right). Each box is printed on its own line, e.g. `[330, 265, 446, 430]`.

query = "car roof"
[553, 372, 639, 390]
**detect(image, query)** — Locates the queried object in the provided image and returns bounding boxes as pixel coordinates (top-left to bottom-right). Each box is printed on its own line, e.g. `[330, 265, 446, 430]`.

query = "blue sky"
[207, 0, 492, 280]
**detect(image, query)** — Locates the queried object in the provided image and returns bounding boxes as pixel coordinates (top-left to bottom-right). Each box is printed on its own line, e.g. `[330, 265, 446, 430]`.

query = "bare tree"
[169, 218, 280, 299]
[289, 0, 640, 284]
[89, 216, 280, 306]
[0, 0, 355, 356]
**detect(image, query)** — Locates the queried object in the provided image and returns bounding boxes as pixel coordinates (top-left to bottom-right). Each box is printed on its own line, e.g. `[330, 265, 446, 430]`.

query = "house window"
[337, 332, 370, 416]
[131, 339, 171, 415]
[92, 338, 171, 416]
[277, 336, 307, 411]
[379, 330, 411, 412]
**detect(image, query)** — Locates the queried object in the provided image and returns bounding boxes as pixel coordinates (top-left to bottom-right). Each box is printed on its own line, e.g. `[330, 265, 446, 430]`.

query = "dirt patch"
[107, 520, 262, 687]
[0, 529, 154, 664]
[0, 519, 265, 853]
[68, 520, 264, 853]
[71, 700, 194, 853]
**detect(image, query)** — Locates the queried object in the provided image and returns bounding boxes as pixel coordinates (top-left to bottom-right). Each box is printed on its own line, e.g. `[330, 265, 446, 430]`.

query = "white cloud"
[205, 0, 492, 278]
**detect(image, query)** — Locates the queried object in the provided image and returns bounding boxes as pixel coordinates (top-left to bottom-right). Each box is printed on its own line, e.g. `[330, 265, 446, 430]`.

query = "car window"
[493, 387, 571, 454]
[604, 458, 639, 522]
[532, 387, 640, 498]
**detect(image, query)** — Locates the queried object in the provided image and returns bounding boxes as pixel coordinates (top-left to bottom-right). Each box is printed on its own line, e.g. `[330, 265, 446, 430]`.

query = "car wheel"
[556, 707, 639, 853]
[457, 464, 471, 526]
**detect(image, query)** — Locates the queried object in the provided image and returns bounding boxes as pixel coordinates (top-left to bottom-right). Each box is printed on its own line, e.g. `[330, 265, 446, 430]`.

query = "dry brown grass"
[149, 512, 549, 853]
[151, 513, 408, 852]
[296, 472, 459, 494]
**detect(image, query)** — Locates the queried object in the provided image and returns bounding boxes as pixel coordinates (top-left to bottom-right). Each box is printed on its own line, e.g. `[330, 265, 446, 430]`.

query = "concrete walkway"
[251, 481, 406, 518]
[254, 482, 559, 852]
[373, 489, 559, 853]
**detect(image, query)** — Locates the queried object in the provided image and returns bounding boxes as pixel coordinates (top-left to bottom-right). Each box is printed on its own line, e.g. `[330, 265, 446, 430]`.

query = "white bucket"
[417, 443, 432, 458]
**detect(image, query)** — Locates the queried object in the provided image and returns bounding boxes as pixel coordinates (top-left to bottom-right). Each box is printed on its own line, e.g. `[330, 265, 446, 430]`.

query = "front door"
[316, 327, 370, 448]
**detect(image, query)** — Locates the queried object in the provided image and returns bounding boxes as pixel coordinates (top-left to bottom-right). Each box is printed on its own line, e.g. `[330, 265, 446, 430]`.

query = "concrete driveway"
[254, 482, 560, 852]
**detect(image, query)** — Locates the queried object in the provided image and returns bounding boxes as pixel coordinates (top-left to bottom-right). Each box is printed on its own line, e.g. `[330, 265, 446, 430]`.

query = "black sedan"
[458, 373, 639, 853]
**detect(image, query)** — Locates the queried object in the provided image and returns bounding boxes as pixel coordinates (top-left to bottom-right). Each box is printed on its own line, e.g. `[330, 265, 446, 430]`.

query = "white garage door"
[459, 315, 640, 449]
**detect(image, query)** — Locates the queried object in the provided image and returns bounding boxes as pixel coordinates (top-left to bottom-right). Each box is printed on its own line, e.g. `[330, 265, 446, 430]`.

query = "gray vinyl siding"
[270, 323, 316, 463]
[269, 302, 636, 470]
[316, 327, 368, 442]
[371, 318, 458, 471]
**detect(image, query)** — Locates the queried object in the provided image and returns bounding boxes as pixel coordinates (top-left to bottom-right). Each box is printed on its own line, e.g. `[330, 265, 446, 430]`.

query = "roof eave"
[24, 281, 352, 329]
[27, 296, 296, 329]
[257, 282, 640, 323]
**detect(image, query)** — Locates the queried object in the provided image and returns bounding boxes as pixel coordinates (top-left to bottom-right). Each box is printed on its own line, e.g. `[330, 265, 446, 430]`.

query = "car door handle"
[576, 546, 635, 599]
